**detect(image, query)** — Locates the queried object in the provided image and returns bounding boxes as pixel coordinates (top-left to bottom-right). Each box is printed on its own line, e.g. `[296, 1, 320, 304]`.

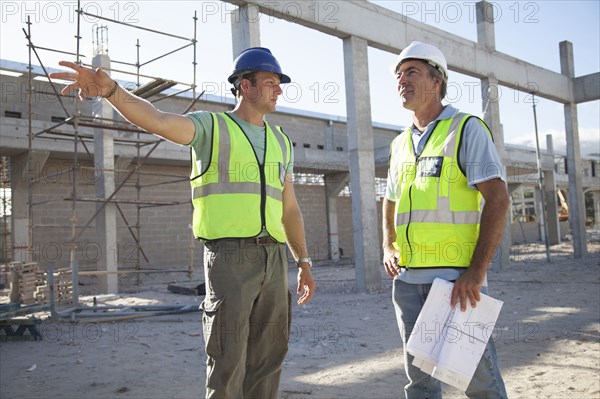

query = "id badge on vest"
[417, 156, 444, 177]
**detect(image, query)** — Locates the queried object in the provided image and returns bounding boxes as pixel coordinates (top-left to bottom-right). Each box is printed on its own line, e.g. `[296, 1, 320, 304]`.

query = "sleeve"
[185, 111, 213, 149]
[385, 140, 399, 201]
[186, 111, 214, 176]
[459, 117, 506, 190]
[385, 172, 398, 202]
[286, 145, 294, 175]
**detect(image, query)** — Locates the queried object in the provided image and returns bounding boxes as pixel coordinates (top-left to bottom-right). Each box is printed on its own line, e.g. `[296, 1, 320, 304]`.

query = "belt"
[207, 236, 279, 246]
[245, 236, 279, 245]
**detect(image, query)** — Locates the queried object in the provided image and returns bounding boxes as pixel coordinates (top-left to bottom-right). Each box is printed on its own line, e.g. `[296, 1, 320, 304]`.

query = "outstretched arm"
[49, 61, 195, 145]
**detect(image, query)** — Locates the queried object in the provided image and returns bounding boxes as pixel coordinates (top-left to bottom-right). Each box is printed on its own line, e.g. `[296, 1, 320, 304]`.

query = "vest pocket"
[408, 228, 467, 267]
[201, 296, 225, 357]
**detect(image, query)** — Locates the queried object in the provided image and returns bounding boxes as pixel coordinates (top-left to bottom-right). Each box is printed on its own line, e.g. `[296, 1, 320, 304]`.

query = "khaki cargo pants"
[201, 239, 291, 399]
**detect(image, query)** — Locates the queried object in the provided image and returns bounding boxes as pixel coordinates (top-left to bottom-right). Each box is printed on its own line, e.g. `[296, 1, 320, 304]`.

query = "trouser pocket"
[201, 296, 225, 357]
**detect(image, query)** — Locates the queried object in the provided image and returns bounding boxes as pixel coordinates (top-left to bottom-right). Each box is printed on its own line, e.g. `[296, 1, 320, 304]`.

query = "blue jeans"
[392, 279, 508, 399]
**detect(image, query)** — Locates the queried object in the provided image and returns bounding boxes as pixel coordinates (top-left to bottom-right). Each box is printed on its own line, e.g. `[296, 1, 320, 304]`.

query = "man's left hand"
[450, 267, 486, 311]
[297, 266, 315, 305]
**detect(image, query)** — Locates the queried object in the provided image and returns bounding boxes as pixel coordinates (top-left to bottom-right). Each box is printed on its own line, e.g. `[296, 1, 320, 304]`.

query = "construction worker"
[382, 41, 509, 398]
[50, 47, 315, 399]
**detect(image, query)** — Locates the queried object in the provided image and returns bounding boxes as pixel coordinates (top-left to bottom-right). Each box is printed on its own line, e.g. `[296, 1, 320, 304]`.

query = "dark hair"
[425, 63, 447, 99]
[233, 72, 257, 98]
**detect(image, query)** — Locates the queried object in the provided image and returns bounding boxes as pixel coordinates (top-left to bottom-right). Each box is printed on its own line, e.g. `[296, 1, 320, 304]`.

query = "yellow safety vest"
[390, 113, 491, 268]
[190, 112, 292, 242]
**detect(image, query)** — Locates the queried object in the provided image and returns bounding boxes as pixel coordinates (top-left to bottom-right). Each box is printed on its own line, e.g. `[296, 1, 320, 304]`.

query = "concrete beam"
[223, 0, 574, 103]
[292, 147, 348, 172]
[573, 72, 600, 104]
[0, 118, 189, 164]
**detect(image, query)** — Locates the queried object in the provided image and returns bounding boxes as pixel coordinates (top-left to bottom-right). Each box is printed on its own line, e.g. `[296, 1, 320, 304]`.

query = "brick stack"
[5, 262, 72, 306]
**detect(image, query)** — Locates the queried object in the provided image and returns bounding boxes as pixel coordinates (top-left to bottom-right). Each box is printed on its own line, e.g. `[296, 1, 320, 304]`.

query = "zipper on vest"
[259, 125, 267, 232]
[404, 120, 442, 266]
[259, 161, 267, 232]
[406, 154, 418, 265]
[224, 113, 267, 236]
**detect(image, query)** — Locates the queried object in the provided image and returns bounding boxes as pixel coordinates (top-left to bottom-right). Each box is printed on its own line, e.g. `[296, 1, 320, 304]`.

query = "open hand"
[49, 61, 114, 100]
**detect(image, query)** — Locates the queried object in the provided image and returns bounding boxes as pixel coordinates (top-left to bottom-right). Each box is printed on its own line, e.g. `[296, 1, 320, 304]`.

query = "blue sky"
[1, 1, 598, 156]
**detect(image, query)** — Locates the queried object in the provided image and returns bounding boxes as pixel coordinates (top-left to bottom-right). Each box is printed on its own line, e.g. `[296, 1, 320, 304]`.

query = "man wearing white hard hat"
[382, 41, 509, 398]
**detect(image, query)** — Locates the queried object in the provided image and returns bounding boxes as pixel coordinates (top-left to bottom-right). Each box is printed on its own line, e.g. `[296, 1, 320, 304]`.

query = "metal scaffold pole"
[9, 2, 204, 322]
[532, 93, 551, 263]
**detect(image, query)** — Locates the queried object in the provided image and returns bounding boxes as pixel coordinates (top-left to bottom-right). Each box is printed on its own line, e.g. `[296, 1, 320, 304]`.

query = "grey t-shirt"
[186, 111, 294, 175]
[385, 104, 505, 285]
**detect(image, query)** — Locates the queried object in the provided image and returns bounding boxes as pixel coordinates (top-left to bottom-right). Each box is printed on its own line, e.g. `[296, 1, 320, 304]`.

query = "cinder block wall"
[28, 159, 197, 272]
[27, 157, 363, 280]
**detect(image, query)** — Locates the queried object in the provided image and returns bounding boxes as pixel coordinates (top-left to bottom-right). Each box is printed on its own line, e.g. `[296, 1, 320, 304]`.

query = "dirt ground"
[1, 241, 599, 399]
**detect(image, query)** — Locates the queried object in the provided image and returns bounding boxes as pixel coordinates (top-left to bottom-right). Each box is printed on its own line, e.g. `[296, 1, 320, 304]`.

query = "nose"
[397, 72, 408, 87]
[274, 84, 282, 96]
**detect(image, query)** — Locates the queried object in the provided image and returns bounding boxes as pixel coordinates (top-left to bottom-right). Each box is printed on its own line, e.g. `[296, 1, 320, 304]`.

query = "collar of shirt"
[410, 104, 460, 156]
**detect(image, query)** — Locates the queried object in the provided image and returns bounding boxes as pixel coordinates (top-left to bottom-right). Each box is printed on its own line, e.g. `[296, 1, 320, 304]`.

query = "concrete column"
[324, 172, 349, 260]
[476, 1, 496, 50]
[10, 151, 49, 262]
[560, 41, 587, 257]
[325, 120, 335, 151]
[343, 36, 381, 291]
[533, 187, 544, 242]
[544, 135, 561, 245]
[593, 191, 600, 230]
[478, 2, 510, 270]
[93, 53, 118, 294]
[231, 4, 261, 57]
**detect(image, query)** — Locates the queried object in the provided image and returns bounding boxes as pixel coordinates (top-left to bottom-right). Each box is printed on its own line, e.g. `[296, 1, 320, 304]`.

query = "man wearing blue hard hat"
[51, 47, 315, 398]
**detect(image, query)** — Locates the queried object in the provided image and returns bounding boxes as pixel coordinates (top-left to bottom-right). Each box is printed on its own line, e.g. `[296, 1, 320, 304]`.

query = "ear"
[240, 78, 252, 93]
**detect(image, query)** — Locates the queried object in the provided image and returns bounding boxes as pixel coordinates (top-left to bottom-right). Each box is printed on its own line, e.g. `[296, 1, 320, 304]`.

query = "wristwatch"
[296, 257, 312, 268]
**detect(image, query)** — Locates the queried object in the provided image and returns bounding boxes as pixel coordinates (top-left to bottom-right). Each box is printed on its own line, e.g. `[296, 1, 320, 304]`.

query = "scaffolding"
[4, 1, 204, 321]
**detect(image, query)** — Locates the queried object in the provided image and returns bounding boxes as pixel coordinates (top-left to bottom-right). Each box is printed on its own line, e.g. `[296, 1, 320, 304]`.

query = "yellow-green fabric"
[190, 112, 292, 242]
[391, 113, 488, 268]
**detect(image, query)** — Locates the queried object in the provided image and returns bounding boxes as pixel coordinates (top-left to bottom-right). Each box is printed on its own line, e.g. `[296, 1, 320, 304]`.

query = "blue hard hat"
[227, 47, 291, 84]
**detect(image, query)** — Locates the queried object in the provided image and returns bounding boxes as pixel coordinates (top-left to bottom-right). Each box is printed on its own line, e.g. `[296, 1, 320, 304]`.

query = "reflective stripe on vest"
[392, 113, 487, 268]
[190, 112, 291, 242]
[193, 182, 282, 202]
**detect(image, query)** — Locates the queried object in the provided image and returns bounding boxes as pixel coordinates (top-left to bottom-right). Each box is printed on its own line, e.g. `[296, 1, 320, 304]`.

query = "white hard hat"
[391, 41, 448, 82]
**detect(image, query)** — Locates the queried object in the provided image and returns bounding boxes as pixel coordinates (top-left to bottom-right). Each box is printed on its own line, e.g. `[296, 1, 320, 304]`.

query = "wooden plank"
[167, 281, 206, 296]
